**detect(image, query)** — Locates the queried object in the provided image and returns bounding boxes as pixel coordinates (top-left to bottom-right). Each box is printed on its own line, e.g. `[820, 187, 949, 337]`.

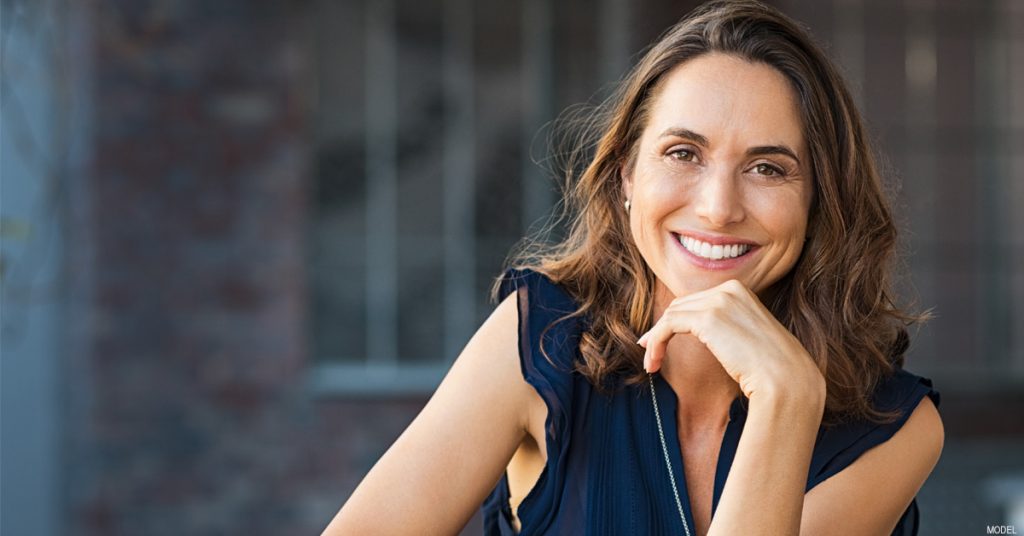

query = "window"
[307, 0, 612, 394]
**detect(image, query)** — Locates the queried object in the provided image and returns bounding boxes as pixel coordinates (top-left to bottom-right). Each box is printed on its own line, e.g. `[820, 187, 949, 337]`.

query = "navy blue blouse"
[481, 269, 941, 535]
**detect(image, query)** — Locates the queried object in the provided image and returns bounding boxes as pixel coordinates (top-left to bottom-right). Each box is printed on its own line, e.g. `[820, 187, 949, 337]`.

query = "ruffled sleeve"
[806, 367, 941, 535]
[808, 368, 941, 489]
[497, 268, 582, 446]
[483, 268, 585, 534]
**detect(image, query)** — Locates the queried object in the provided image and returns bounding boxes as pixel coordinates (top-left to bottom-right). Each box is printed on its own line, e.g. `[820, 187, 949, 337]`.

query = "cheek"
[632, 182, 677, 244]
[751, 191, 810, 239]
[635, 170, 690, 214]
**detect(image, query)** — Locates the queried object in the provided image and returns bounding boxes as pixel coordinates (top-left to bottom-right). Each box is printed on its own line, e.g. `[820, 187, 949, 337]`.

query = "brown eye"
[754, 163, 783, 176]
[670, 149, 697, 162]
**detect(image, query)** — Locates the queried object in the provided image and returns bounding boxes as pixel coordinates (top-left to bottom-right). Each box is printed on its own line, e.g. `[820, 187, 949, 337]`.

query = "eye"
[669, 148, 698, 163]
[752, 163, 785, 177]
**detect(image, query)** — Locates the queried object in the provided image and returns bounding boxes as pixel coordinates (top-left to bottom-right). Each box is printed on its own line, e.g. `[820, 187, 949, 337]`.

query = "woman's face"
[623, 52, 814, 303]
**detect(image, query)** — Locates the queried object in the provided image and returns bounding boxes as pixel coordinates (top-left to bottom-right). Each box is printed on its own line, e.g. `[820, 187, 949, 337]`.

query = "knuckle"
[723, 279, 744, 293]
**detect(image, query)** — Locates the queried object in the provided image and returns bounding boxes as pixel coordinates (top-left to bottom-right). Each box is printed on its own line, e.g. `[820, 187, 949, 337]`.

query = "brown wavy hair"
[494, 0, 929, 427]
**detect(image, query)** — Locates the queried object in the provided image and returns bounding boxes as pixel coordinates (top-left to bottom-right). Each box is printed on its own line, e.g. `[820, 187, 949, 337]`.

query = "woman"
[324, 1, 944, 534]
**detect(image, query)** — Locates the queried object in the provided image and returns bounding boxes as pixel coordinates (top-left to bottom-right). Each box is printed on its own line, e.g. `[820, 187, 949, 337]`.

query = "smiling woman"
[323, 1, 943, 535]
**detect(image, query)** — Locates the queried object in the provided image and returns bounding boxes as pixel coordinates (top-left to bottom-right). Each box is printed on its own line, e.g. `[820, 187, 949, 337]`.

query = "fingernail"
[637, 333, 648, 346]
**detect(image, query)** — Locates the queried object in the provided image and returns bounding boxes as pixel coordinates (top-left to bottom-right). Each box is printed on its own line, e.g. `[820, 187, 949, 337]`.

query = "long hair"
[495, 0, 928, 427]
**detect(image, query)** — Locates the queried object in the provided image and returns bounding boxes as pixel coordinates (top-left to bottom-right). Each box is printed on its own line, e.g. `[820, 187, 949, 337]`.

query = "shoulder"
[862, 368, 944, 468]
[895, 393, 944, 459]
[878, 368, 944, 452]
[497, 268, 586, 365]
[326, 276, 546, 534]
[498, 268, 581, 319]
[495, 267, 587, 439]
[475, 289, 537, 425]
[801, 370, 944, 535]
[813, 368, 942, 474]
[864, 387, 944, 481]
[408, 276, 545, 448]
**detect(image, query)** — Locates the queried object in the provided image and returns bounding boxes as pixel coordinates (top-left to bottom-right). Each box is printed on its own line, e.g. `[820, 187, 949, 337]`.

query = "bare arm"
[707, 385, 826, 536]
[708, 387, 944, 536]
[321, 293, 536, 535]
[800, 395, 944, 535]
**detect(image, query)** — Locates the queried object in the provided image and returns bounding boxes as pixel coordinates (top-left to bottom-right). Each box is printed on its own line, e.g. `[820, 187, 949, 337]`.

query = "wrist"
[752, 364, 826, 405]
[749, 380, 826, 420]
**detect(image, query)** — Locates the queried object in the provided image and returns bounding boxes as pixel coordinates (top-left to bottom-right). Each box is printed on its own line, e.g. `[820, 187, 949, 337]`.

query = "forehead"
[645, 53, 805, 154]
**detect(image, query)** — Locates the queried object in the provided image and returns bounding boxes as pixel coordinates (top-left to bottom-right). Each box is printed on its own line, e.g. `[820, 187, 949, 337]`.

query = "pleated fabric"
[481, 269, 941, 535]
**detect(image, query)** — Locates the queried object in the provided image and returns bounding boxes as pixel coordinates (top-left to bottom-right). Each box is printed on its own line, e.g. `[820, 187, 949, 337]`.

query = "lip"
[671, 231, 759, 270]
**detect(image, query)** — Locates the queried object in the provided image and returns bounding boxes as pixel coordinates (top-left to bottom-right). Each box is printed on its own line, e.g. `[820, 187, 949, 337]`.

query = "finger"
[645, 316, 681, 373]
[639, 295, 712, 345]
[644, 310, 697, 373]
[641, 303, 704, 372]
[640, 283, 732, 348]
[665, 291, 769, 339]
[665, 289, 757, 326]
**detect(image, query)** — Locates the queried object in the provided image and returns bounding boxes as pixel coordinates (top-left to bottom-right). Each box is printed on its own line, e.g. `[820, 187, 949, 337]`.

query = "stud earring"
[624, 199, 631, 212]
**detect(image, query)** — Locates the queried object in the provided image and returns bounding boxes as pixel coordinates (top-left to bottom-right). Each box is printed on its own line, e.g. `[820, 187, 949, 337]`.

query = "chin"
[666, 272, 726, 298]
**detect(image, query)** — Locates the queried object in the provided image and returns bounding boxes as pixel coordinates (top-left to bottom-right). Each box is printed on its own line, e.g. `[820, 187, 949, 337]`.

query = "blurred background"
[1, 0, 1022, 534]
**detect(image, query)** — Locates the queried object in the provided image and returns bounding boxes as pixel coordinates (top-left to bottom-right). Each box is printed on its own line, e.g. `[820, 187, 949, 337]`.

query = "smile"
[677, 235, 752, 260]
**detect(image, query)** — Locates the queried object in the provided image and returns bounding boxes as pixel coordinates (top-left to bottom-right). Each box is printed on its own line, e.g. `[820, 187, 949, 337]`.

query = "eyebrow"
[747, 145, 801, 165]
[658, 127, 802, 165]
[659, 127, 709, 147]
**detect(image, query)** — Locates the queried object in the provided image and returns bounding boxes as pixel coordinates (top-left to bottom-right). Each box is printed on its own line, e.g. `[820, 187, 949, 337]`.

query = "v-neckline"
[652, 374, 747, 534]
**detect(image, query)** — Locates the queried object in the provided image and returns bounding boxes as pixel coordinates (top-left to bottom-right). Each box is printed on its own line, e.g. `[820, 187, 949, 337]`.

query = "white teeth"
[680, 235, 751, 260]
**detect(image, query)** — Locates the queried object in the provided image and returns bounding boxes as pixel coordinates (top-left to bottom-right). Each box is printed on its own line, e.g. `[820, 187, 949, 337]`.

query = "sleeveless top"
[481, 269, 942, 535]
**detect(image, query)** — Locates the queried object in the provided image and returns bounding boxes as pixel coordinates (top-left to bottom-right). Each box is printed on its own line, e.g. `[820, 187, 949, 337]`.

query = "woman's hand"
[637, 279, 825, 402]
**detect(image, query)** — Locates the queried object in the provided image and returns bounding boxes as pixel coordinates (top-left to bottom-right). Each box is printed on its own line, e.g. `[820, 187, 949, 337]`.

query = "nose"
[694, 167, 745, 227]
